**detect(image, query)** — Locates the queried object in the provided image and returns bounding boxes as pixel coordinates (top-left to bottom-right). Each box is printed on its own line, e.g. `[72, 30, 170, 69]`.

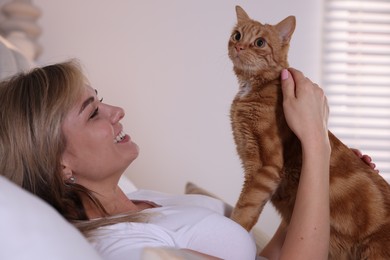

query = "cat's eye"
[254, 37, 266, 47]
[232, 31, 241, 41]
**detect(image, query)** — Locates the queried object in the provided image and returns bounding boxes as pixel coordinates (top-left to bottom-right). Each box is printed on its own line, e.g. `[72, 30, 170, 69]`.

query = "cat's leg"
[231, 135, 284, 231]
[231, 165, 282, 231]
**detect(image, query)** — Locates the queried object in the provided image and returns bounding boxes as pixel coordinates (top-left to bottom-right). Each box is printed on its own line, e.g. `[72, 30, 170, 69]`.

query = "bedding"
[0, 176, 102, 260]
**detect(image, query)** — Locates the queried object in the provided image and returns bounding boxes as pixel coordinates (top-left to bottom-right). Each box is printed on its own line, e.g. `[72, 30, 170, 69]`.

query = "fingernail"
[281, 69, 289, 80]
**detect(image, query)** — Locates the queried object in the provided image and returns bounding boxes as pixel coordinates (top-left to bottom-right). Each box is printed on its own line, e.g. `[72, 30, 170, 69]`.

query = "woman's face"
[61, 85, 139, 187]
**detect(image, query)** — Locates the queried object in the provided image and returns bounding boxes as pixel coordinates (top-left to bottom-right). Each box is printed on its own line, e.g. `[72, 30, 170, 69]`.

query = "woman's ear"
[61, 152, 74, 181]
[61, 162, 73, 181]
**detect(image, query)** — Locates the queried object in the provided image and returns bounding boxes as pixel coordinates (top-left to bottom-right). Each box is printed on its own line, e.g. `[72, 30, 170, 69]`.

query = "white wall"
[34, 0, 323, 237]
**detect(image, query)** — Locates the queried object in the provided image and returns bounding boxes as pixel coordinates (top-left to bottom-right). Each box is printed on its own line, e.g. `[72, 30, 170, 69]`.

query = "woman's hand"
[351, 148, 379, 173]
[281, 68, 330, 149]
[274, 68, 331, 260]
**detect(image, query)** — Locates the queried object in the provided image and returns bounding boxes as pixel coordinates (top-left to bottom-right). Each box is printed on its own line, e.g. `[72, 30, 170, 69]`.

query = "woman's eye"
[90, 107, 99, 119]
[254, 37, 266, 47]
[89, 97, 103, 119]
[232, 31, 241, 41]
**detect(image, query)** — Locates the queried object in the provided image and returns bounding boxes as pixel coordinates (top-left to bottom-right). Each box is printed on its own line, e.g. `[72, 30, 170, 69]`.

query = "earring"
[69, 176, 76, 183]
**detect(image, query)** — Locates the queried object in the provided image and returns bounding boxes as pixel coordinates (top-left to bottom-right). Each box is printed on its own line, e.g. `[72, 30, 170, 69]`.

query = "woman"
[0, 61, 376, 260]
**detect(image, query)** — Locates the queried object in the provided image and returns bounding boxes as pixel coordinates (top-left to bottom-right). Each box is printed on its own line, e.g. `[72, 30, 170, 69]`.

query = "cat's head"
[228, 6, 296, 80]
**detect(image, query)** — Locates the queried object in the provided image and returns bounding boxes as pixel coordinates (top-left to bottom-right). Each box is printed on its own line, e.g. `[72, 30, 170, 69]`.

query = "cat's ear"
[236, 5, 251, 23]
[275, 16, 296, 44]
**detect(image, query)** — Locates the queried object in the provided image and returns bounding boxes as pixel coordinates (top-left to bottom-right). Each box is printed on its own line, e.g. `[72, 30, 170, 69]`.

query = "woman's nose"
[110, 105, 125, 124]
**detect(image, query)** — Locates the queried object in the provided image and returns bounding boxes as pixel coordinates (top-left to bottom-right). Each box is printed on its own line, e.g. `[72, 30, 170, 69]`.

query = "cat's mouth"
[231, 48, 243, 59]
[230, 50, 252, 67]
[230, 52, 247, 67]
[231, 55, 243, 66]
[231, 54, 270, 75]
[233, 58, 262, 73]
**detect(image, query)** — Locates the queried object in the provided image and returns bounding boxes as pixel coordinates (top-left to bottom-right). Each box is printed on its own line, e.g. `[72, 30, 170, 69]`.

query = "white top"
[90, 190, 257, 260]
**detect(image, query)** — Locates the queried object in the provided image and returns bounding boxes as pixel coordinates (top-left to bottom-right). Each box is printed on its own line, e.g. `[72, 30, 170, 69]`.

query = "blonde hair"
[0, 60, 146, 235]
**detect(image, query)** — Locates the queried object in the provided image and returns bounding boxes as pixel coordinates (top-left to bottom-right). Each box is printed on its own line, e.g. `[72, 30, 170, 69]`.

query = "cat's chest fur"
[232, 79, 282, 119]
[236, 82, 252, 99]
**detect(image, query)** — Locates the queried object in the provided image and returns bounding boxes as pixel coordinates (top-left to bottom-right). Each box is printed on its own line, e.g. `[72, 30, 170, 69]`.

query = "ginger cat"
[228, 6, 390, 259]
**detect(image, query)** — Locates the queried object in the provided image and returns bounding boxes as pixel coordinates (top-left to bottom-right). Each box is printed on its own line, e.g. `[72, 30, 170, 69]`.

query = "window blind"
[322, 0, 390, 181]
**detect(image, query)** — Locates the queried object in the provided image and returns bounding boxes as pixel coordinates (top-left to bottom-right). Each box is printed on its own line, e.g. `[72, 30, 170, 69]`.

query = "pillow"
[119, 175, 138, 193]
[0, 176, 102, 260]
[185, 182, 270, 253]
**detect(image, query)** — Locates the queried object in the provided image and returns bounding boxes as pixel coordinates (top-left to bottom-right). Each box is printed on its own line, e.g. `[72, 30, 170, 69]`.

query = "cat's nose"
[235, 44, 245, 52]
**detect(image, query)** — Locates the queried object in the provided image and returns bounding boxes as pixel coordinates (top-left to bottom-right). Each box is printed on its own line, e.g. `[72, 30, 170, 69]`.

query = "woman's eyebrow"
[79, 96, 95, 115]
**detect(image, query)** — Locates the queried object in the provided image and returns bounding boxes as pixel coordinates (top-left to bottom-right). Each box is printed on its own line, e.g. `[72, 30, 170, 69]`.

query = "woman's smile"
[114, 130, 127, 143]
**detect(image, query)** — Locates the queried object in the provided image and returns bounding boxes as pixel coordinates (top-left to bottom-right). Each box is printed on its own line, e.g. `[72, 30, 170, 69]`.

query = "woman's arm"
[260, 220, 288, 259]
[261, 68, 331, 260]
[260, 68, 380, 260]
[260, 147, 377, 260]
[261, 148, 377, 260]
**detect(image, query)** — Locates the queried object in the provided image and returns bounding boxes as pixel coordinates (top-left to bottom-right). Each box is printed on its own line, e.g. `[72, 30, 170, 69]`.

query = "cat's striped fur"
[228, 6, 390, 259]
